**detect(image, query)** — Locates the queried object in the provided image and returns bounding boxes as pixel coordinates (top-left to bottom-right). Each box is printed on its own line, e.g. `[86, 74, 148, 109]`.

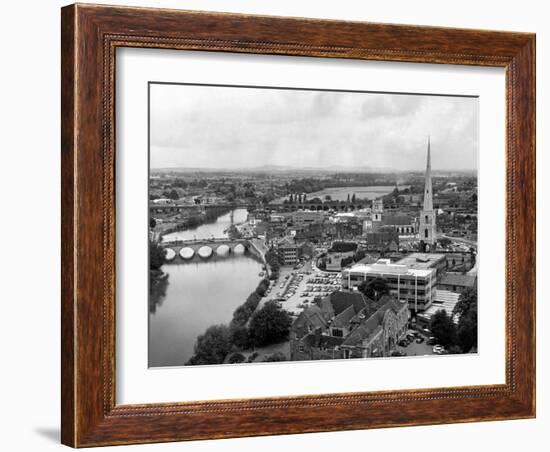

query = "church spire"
[423, 136, 433, 212]
[419, 136, 436, 246]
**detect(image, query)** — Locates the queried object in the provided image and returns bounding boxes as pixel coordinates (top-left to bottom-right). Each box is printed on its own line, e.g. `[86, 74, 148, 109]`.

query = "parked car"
[427, 336, 436, 345]
[415, 336, 425, 344]
[432, 345, 445, 354]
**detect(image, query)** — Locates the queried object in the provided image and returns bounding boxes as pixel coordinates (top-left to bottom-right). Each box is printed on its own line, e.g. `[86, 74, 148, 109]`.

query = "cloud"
[149, 83, 478, 171]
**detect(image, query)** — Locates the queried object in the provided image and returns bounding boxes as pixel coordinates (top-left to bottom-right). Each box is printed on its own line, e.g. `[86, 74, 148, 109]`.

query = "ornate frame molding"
[61, 4, 535, 447]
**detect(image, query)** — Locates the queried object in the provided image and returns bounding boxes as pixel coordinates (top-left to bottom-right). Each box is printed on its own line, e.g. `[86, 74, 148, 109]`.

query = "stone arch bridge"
[160, 238, 267, 266]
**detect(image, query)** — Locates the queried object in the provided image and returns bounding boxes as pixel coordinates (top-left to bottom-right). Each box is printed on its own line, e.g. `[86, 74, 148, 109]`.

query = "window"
[298, 345, 305, 352]
[425, 215, 428, 223]
[424, 228, 428, 238]
[331, 328, 343, 337]
[344, 349, 351, 359]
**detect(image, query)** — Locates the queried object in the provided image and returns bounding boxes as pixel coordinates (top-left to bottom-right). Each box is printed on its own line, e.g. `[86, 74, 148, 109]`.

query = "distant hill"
[150, 164, 403, 174]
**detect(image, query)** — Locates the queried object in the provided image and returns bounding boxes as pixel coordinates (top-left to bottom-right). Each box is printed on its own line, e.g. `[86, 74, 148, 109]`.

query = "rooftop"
[417, 290, 461, 322]
[396, 253, 446, 270]
[439, 273, 477, 288]
[381, 214, 413, 226]
[343, 259, 434, 278]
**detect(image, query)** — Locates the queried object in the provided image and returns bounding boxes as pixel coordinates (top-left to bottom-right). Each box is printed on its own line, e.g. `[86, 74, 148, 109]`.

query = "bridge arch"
[216, 244, 231, 256]
[197, 246, 213, 259]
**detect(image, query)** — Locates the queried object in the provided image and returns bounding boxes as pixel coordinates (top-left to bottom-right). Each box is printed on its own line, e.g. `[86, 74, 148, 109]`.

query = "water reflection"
[149, 274, 169, 314]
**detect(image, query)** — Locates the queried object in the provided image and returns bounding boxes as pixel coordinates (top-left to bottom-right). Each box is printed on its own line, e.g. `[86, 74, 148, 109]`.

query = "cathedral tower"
[419, 137, 437, 246]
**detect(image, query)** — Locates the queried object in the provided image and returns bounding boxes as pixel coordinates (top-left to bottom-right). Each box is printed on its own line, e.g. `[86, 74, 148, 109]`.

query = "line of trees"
[265, 247, 281, 280]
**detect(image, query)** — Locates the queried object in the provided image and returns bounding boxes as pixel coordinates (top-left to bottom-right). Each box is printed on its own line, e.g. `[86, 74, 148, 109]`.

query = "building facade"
[292, 210, 326, 227]
[276, 236, 303, 265]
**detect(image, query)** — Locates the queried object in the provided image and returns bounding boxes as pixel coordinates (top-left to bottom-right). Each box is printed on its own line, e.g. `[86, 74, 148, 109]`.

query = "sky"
[149, 83, 478, 171]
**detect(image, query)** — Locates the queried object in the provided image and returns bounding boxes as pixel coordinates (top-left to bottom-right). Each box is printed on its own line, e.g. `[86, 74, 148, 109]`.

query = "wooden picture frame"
[61, 3, 536, 447]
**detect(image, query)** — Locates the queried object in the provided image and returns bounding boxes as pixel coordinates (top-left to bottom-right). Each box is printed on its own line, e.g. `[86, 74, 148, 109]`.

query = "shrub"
[227, 353, 246, 364]
[149, 241, 166, 270]
[263, 352, 287, 362]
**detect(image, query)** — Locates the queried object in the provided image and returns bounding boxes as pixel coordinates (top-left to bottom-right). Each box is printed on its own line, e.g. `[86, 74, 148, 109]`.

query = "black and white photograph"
[148, 83, 479, 368]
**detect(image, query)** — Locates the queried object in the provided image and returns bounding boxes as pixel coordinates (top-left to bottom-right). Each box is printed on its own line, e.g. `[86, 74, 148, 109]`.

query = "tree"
[354, 249, 366, 262]
[429, 310, 457, 347]
[453, 287, 477, 318]
[351, 193, 356, 203]
[149, 217, 157, 229]
[149, 241, 166, 270]
[358, 277, 389, 301]
[347, 193, 351, 203]
[229, 324, 252, 349]
[231, 304, 253, 326]
[255, 279, 270, 297]
[340, 256, 353, 268]
[249, 301, 292, 346]
[324, 195, 332, 201]
[456, 306, 477, 352]
[263, 352, 287, 362]
[227, 352, 246, 364]
[454, 287, 478, 352]
[438, 237, 452, 248]
[186, 325, 232, 365]
[165, 189, 179, 200]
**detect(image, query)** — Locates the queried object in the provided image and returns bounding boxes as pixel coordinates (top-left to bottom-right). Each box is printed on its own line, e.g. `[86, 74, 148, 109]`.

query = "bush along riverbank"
[186, 278, 292, 365]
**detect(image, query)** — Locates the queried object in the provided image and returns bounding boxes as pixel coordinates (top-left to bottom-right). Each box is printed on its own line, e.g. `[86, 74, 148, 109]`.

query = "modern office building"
[341, 258, 437, 314]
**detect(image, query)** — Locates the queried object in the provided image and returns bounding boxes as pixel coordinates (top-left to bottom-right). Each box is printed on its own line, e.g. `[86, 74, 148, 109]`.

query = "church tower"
[419, 137, 437, 246]
[372, 198, 384, 222]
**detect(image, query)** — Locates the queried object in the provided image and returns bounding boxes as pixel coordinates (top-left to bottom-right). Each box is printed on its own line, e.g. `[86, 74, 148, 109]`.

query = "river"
[149, 208, 263, 367]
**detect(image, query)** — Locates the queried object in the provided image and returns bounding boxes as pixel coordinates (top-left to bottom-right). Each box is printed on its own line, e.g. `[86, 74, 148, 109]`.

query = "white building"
[341, 258, 437, 314]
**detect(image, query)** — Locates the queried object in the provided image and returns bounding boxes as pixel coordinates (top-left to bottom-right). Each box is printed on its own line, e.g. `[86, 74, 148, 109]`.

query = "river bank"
[158, 205, 232, 240]
[149, 208, 264, 367]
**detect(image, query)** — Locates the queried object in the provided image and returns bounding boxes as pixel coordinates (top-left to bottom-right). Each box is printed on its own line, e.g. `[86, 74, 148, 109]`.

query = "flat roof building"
[341, 258, 437, 314]
[438, 273, 477, 293]
[416, 289, 462, 327]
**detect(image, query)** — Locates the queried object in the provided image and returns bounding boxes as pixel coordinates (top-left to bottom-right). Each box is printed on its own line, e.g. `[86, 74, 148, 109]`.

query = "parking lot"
[395, 330, 436, 357]
[263, 260, 342, 315]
